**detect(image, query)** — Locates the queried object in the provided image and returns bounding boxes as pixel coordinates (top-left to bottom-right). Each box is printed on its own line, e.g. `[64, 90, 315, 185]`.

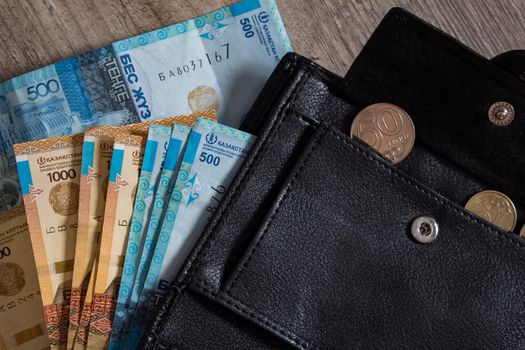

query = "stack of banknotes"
[0, 0, 291, 349]
[4, 112, 257, 350]
[0, 0, 291, 213]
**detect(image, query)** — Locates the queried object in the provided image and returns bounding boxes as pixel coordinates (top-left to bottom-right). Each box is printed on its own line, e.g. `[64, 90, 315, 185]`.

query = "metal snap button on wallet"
[488, 101, 514, 126]
[411, 216, 439, 244]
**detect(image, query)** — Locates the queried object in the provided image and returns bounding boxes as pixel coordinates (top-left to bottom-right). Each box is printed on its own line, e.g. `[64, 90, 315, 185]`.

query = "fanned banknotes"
[7, 115, 255, 349]
[126, 118, 256, 347]
[1, 0, 291, 346]
[0, 206, 50, 350]
[14, 134, 84, 349]
[108, 125, 171, 350]
[0, 0, 290, 213]
[118, 125, 191, 345]
[69, 126, 122, 350]
[86, 132, 145, 350]
[68, 113, 214, 349]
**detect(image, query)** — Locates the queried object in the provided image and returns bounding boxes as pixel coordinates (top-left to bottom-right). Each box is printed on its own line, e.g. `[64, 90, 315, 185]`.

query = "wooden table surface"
[0, 0, 524, 81]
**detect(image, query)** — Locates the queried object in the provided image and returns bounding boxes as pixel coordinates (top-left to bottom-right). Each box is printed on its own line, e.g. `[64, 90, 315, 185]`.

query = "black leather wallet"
[142, 8, 525, 349]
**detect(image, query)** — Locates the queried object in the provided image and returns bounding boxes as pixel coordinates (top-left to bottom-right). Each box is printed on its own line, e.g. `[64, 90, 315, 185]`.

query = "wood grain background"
[0, 0, 524, 81]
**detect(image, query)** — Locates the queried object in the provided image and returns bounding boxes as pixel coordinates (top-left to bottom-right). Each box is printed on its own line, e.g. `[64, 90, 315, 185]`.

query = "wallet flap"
[344, 7, 525, 205]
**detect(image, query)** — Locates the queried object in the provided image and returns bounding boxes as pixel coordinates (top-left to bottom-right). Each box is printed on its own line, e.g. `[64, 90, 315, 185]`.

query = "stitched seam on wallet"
[214, 123, 525, 350]
[184, 68, 311, 287]
[152, 63, 314, 347]
[225, 126, 324, 294]
[193, 280, 312, 350]
[201, 127, 328, 350]
[324, 127, 525, 250]
[189, 122, 325, 350]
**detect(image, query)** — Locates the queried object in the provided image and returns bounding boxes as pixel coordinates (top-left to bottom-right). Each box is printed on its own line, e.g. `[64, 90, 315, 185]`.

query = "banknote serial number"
[158, 43, 230, 81]
[206, 185, 227, 217]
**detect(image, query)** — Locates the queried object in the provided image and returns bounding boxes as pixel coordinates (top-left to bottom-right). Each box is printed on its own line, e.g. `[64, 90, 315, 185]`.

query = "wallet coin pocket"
[193, 123, 525, 349]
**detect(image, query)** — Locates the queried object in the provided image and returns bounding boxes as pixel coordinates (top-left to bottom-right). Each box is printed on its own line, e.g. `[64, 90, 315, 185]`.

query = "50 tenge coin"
[350, 103, 415, 164]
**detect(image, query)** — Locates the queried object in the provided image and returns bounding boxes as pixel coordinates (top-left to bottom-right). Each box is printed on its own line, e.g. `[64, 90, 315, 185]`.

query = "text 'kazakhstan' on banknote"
[0, 206, 50, 350]
[14, 134, 84, 350]
[67, 112, 214, 350]
[113, 0, 291, 127]
[118, 124, 192, 345]
[87, 132, 145, 350]
[125, 118, 256, 347]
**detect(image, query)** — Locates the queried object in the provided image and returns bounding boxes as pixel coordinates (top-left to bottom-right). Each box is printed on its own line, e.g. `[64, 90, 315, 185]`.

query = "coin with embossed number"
[350, 103, 415, 164]
[520, 224, 525, 238]
[465, 190, 517, 232]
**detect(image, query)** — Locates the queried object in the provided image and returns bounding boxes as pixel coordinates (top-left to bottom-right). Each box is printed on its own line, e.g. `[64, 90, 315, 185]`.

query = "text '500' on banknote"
[14, 134, 84, 350]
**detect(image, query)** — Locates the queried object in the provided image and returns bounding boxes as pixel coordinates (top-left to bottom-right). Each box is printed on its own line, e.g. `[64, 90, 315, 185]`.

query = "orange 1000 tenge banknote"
[14, 134, 84, 350]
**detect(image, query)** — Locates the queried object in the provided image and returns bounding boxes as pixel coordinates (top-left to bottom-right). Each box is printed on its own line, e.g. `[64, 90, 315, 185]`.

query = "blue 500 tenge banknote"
[0, 46, 138, 211]
[123, 118, 256, 348]
[0, 0, 291, 212]
[112, 0, 291, 125]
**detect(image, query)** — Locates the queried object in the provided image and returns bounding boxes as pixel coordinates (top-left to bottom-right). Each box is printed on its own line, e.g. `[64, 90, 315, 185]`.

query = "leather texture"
[142, 8, 525, 350]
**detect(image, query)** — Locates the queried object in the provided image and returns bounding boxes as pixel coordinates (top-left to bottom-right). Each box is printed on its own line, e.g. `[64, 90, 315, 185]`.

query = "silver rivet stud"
[411, 216, 439, 244]
[488, 101, 514, 126]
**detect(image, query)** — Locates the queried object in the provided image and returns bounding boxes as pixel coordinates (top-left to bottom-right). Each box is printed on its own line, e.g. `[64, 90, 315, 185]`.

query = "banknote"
[113, 0, 292, 127]
[0, 206, 50, 350]
[67, 112, 214, 348]
[115, 124, 192, 346]
[73, 255, 98, 349]
[86, 132, 145, 350]
[126, 118, 256, 347]
[0, 0, 290, 214]
[108, 125, 171, 349]
[14, 134, 84, 349]
[67, 127, 119, 350]
[0, 46, 138, 213]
